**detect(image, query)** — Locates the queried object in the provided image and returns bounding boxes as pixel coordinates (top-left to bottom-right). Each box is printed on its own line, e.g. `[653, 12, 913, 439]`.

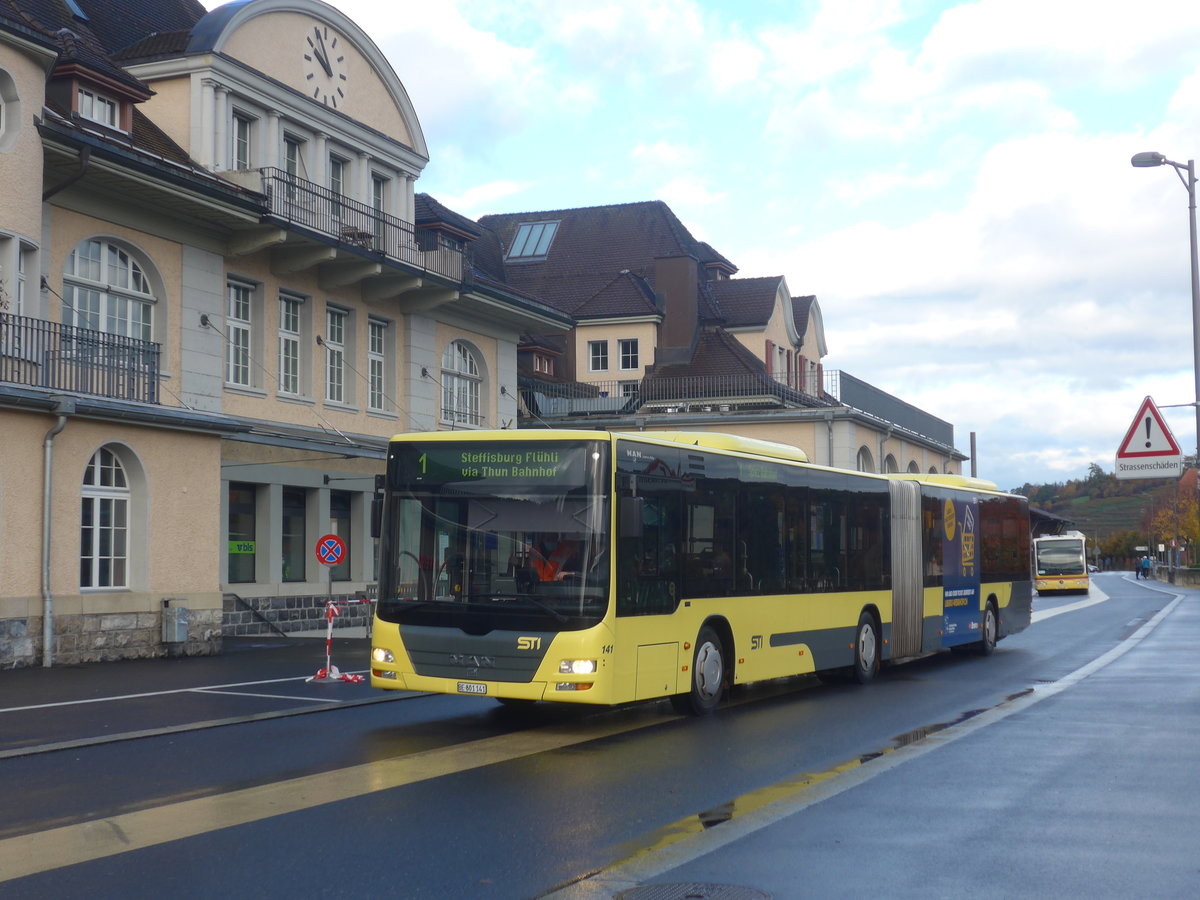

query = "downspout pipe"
[42, 397, 75, 667]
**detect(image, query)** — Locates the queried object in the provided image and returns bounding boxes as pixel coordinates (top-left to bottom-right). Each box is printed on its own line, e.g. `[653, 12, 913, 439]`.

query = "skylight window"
[507, 221, 559, 259]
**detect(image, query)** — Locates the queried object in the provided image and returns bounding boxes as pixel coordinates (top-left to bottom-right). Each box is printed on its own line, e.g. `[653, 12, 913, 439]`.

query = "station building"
[0, 0, 569, 667]
[0, 0, 965, 669]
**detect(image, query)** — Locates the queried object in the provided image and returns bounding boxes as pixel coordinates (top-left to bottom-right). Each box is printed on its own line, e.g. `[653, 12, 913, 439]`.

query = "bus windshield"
[1036, 539, 1085, 576]
[377, 440, 610, 632]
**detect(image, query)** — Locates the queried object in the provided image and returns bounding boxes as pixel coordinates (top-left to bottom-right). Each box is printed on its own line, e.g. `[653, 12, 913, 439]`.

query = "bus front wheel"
[852, 610, 880, 684]
[671, 626, 726, 716]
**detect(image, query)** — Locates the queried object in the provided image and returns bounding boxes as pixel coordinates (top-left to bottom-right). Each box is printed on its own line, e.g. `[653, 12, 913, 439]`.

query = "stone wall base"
[0, 592, 375, 667]
[223, 592, 375, 636]
[1, 608, 222, 669]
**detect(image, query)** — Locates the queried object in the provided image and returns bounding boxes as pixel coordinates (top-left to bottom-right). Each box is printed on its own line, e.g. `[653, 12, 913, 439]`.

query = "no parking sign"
[315, 533, 347, 567]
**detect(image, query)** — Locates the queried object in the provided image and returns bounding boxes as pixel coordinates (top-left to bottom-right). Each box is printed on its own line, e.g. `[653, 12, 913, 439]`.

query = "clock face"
[303, 24, 348, 108]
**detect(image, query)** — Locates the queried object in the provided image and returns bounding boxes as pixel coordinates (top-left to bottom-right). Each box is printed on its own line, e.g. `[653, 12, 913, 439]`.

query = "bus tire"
[671, 625, 726, 715]
[852, 610, 880, 684]
[978, 601, 998, 656]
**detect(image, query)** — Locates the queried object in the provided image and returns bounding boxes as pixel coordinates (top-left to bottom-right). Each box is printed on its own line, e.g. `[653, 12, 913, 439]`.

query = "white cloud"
[434, 180, 531, 218]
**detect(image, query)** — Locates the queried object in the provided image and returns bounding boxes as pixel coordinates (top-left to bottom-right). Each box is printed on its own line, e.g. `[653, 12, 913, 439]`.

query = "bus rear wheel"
[852, 610, 880, 684]
[978, 601, 998, 656]
[671, 626, 726, 716]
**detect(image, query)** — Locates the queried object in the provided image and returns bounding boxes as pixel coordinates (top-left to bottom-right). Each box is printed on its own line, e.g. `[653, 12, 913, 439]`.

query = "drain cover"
[616, 884, 771, 900]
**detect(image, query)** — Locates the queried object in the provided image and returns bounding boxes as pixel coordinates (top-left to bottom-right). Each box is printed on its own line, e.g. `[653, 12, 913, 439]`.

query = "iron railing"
[255, 168, 464, 282]
[0, 312, 160, 403]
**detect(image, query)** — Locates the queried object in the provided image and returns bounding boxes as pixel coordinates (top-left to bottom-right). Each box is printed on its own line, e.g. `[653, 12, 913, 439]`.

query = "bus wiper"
[476, 592, 568, 623]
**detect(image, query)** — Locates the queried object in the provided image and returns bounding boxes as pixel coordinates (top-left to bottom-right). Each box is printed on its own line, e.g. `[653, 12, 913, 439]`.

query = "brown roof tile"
[477, 200, 716, 316]
[711, 276, 785, 329]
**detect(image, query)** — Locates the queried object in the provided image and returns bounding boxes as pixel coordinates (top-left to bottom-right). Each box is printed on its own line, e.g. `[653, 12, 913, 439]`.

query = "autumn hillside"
[1013, 463, 1199, 562]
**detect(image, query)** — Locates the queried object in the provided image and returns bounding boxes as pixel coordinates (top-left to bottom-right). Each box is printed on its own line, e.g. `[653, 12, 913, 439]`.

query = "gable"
[193, 1, 422, 154]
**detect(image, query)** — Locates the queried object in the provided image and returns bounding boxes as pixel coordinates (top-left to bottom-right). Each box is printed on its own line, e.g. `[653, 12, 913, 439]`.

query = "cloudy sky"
[217, 0, 1200, 491]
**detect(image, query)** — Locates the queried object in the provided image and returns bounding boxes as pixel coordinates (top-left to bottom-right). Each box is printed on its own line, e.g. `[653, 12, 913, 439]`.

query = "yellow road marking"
[0, 713, 661, 883]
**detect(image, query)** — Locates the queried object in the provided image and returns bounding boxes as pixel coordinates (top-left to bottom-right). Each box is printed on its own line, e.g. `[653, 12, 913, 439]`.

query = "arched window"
[81, 446, 129, 588]
[907, 460, 920, 473]
[884, 454, 899, 473]
[441, 340, 481, 425]
[856, 446, 875, 473]
[63, 239, 155, 341]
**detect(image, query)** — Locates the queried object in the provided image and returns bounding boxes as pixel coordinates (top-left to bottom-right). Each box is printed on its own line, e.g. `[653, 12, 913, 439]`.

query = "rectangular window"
[368, 318, 386, 412]
[226, 281, 253, 386]
[80, 495, 127, 588]
[233, 113, 253, 169]
[329, 156, 345, 197]
[620, 338, 639, 370]
[279, 294, 302, 395]
[329, 156, 346, 226]
[281, 487, 306, 583]
[16, 244, 27, 315]
[371, 175, 386, 213]
[284, 136, 303, 178]
[507, 221, 559, 259]
[227, 482, 256, 584]
[78, 88, 118, 128]
[325, 307, 346, 403]
[588, 340, 609, 372]
[371, 175, 388, 250]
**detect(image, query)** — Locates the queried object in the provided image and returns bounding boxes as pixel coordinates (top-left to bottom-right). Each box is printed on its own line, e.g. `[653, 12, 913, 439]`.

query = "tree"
[1147, 470, 1199, 566]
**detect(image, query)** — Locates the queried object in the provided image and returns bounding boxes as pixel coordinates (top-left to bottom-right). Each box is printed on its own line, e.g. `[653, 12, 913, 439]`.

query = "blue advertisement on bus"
[942, 497, 980, 646]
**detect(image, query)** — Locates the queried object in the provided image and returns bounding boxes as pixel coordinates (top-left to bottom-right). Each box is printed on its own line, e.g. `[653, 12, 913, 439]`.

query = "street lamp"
[1131, 151, 1200, 464]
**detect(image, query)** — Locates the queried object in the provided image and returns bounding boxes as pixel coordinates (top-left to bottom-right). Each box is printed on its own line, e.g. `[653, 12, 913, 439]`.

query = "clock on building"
[302, 24, 348, 108]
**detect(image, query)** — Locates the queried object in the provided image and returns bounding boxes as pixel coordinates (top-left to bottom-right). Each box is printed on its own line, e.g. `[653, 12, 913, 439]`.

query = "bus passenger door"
[888, 480, 922, 658]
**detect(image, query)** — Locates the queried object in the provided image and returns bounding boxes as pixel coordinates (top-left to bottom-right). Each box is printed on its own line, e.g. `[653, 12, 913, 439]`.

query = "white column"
[263, 112, 281, 170]
[198, 77, 217, 169]
[214, 86, 230, 171]
[312, 132, 328, 186]
[357, 151, 372, 205]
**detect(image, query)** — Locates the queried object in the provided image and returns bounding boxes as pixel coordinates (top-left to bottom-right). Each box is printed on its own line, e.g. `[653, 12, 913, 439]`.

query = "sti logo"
[517, 636, 542, 651]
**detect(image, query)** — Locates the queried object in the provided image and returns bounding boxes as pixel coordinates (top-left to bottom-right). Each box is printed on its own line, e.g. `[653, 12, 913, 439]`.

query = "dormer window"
[507, 221, 559, 260]
[77, 87, 117, 128]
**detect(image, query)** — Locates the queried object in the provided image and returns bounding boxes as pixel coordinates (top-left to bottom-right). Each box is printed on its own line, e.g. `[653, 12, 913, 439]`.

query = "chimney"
[655, 254, 699, 353]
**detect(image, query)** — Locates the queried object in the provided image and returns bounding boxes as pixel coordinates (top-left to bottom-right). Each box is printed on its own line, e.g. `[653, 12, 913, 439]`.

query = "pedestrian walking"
[1140, 556, 1151, 580]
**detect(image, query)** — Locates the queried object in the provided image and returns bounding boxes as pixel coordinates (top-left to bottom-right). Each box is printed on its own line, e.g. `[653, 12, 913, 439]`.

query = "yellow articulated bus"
[1033, 531, 1090, 595]
[370, 430, 1032, 714]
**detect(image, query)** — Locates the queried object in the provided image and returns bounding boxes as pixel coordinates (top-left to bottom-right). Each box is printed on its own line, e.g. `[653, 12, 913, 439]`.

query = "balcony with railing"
[235, 168, 464, 283]
[0, 313, 160, 404]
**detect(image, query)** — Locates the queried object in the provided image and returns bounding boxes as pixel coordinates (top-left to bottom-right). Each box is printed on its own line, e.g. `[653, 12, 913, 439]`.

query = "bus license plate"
[457, 682, 487, 695]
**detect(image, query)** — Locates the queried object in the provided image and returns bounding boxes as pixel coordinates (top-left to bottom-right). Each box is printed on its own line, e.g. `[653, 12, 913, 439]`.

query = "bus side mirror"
[619, 496, 644, 538]
[371, 497, 383, 539]
[371, 474, 385, 539]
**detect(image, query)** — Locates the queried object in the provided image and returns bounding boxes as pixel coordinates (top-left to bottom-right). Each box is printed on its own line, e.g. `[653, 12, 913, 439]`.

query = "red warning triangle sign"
[1116, 396, 1182, 458]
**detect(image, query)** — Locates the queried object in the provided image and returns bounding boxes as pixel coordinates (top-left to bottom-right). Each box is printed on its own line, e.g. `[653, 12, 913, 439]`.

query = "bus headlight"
[372, 647, 395, 664]
[559, 659, 596, 675]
